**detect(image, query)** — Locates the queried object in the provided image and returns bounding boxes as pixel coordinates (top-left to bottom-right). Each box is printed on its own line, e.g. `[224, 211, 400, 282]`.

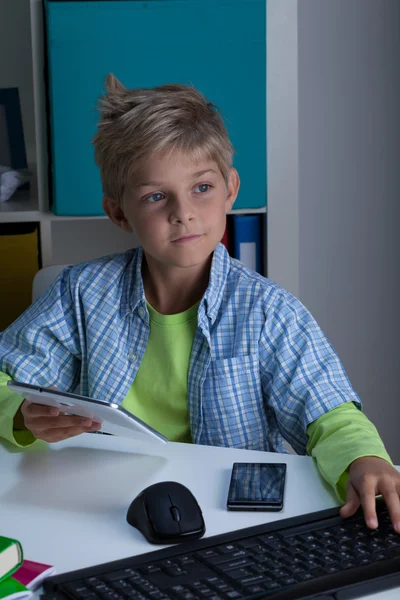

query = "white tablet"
[7, 381, 168, 444]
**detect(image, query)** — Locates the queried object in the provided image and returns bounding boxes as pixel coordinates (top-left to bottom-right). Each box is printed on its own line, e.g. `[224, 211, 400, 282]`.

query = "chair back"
[32, 265, 68, 302]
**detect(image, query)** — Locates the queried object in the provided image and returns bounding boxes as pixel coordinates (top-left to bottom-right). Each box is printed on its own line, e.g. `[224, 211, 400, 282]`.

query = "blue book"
[231, 215, 263, 274]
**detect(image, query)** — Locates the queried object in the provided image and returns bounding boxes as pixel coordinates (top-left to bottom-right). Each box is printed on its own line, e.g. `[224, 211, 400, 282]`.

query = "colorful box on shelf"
[45, 0, 266, 216]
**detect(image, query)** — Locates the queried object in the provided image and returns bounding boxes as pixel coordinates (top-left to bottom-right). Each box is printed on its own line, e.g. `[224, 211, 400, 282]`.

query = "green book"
[0, 577, 30, 600]
[0, 538, 23, 584]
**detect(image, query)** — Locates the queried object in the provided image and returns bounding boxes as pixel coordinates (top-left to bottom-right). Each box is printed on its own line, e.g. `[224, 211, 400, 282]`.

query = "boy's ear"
[102, 196, 133, 233]
[225, 168, 240, 212]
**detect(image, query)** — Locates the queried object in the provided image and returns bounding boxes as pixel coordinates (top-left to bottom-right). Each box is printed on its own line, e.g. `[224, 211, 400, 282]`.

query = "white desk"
[0, 434, 398, 600]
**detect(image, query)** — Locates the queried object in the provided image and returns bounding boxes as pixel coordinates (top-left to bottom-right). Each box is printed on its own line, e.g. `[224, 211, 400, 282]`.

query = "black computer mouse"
[126, 481, 206, 545]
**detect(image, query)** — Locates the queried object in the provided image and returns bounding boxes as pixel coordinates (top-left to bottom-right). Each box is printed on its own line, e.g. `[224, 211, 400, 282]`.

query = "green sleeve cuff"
[307, 402, 392, 503]
[0, 372, 37, 447]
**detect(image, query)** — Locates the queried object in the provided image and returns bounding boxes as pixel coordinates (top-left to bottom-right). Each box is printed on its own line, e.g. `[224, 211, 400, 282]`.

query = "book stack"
[221, 214, 265, 275]
[0, 536, 55, 600]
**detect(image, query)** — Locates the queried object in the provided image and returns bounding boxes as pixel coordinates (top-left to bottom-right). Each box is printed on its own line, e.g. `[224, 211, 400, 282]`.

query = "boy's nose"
[169, 196, 195, 224]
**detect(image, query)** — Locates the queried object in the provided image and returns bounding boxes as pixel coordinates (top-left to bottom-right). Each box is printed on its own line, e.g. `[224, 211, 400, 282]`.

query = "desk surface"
[1, 434, 398, 600]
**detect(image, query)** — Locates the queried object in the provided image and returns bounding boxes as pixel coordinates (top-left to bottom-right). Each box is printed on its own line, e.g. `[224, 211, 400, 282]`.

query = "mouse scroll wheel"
[170, 506, 181, 522]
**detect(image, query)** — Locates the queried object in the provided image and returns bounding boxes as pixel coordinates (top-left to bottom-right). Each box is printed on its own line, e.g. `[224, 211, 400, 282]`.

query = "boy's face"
[103, 151, 240, 272]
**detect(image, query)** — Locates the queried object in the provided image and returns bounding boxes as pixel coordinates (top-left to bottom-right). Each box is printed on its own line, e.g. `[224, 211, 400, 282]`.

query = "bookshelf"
[0, 0, 268, 267]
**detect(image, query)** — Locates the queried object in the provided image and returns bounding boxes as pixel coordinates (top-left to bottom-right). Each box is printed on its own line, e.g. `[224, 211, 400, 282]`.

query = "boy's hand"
[340, 456, 400, 533]
[19, 400, 102, 443]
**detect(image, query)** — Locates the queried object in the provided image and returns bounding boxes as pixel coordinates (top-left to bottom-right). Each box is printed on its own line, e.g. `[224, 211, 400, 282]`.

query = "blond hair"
[93, 74, 234, 205]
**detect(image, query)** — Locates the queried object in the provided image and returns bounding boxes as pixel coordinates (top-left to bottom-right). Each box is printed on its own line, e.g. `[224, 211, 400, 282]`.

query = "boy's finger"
[23, 402, 60, 418]
[340, 483, 360, 518]
[27, 415, 93, 431]
[38, 425, 90, 443]
[359, 482, 379, 529]
[381, 486, 400, 534]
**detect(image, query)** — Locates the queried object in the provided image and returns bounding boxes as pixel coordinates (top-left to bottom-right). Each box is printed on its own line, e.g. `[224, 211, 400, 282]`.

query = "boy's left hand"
[340, 456, 400, 533]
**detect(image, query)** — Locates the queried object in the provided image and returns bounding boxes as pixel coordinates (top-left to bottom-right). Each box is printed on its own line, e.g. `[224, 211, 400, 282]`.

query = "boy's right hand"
[18, 400, 102, 442]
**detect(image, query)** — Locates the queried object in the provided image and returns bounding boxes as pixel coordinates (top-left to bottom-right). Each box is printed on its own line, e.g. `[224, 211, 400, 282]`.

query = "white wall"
[269, 0, 400, 460]
[0, 0, 36, 166]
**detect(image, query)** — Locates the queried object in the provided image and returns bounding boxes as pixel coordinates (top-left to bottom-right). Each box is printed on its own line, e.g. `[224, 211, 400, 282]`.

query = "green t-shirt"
[121, 301, 198, 443]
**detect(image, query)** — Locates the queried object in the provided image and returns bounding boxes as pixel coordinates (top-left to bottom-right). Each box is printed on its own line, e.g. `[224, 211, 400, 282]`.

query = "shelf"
[0, 188, 267, 224]
[42, 206, 267, 221]
[41, 212, 107, 222]
[0, 188, 41, 223]
[230, 207, 267, 215]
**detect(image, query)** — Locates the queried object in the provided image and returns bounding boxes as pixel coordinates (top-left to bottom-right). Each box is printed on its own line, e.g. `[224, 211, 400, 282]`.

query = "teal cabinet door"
[46, 0, 266, 215]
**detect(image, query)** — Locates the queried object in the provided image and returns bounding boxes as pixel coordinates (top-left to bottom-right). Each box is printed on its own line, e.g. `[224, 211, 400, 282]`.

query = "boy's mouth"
[171, 234, 203, 244]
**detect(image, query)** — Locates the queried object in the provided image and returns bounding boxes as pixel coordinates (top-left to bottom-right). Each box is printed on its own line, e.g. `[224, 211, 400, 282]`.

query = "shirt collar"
[120, 246, 146, 318]
[201, 243, 230, 324]
[121, 243, 230, 324]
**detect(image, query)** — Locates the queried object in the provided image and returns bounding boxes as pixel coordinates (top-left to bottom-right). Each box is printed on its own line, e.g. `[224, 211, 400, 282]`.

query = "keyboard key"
[177, 556, 197, 566]
[64, 584, 94, 599]
[299, 534, 319, 543]
[190, 586, 214, 598]
[250, 545, 268, 555]
[224, 569, 251, 580]
[206, 581, 232, 594]
[243, 585, 264, 595]
[161, 560, 178, 568]
[97, 591, 122, 600]
[356, 557, 373, 566]
[340, 561, 357, 570]
[169, 586, 197, 600]
[299, 572, 314, 581]
[214, 544, 239, 554]
[85, 578, 104, 587]
[215, 558, 255, 572]
[103, 570, 139, 582]
[109, 582, 132, 593]
[238, 539, 260, 549]
[165, 567, 189, 577]
[325, 564, 341, 573]
[271, 569, 289, 579]
[195, 550, 219, 560]
[237, 574, 270, 586]
[139, 565, 162, 575]
[264, 582, 282, 592]
[206, 551, 249, 566]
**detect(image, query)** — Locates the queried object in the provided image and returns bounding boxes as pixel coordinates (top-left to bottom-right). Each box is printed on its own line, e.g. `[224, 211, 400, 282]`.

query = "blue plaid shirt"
[0, 244, 360, 454]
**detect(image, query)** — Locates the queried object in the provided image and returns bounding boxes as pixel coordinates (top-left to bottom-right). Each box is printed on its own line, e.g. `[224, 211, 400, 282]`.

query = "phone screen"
[227, 462, 286, 511]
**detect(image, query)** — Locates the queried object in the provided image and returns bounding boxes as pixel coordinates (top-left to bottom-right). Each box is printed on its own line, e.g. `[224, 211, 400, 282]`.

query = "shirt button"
[138, 306, 146, 319]
[128, 353, 137, 363]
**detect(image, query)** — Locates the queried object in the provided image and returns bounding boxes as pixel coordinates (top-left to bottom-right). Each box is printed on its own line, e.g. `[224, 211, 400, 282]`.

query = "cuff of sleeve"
[0, 376, 37, 447]
[307, 403, 393, 503]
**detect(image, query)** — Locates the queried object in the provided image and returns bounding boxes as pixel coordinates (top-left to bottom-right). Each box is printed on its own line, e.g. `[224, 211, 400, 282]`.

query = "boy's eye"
[146, 192, 165, 203]
[194, 184, 211, 194]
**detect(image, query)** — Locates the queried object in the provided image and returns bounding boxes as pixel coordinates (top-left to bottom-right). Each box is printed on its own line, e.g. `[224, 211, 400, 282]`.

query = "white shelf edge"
[229, 207, 267, 215]
[41, 212, 108, 222]
[0, 211, 42, 223]
[0, 206, 267, 224]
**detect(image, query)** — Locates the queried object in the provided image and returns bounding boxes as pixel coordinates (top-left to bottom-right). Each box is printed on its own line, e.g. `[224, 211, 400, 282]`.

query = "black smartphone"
[227, 462, 287, 511]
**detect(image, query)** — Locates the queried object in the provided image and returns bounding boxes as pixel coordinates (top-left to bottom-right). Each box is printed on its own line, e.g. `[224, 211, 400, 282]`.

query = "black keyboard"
[41, 497, 400, 600]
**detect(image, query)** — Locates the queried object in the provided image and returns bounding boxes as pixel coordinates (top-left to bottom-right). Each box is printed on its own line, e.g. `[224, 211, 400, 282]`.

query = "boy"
[0, 75, 399, 532]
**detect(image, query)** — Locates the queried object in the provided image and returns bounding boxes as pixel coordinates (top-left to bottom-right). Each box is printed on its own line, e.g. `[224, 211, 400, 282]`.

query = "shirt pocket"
[201, 352, 268, 450]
